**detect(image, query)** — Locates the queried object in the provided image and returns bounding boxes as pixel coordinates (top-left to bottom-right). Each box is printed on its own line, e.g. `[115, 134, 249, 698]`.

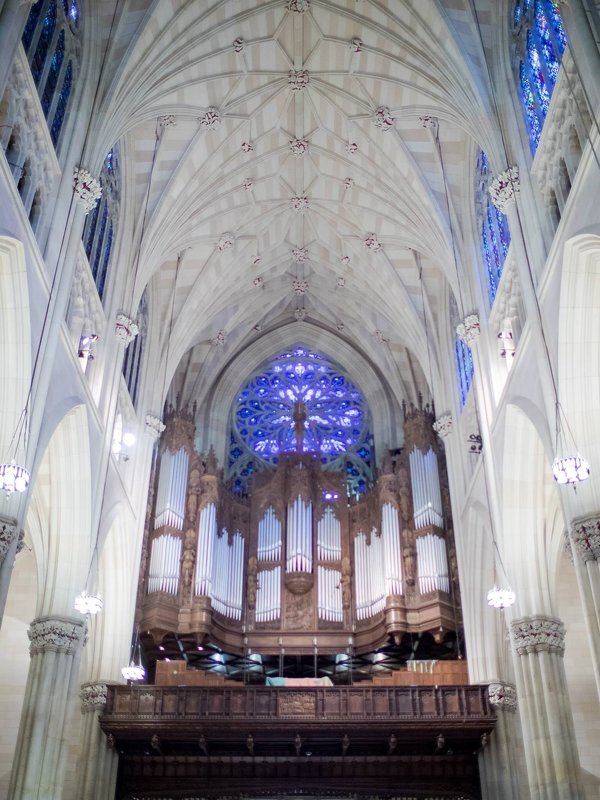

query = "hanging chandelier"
[121, 661, 145, 682]
[122, 627, 145, 682]
[552, 454, 590, 486]
[0, 461, 30, 494]
[486, 586, 516, 609]
[74, 590, 103, 615]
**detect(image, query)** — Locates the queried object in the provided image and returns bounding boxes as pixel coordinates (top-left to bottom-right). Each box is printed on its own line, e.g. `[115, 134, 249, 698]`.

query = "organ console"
[137, 399, 461, 664]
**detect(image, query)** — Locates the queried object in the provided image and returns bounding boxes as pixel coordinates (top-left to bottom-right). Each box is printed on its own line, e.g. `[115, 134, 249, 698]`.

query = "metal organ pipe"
[317, 507, 341, 560]
[416, 533, 449, 593]
[409, 446, 443, 529]
[317, 566, 342, 622]
[286, 496, 312, 572]
[256, 566, 281, 622]
[210, 530, 245, 620]
[354, 531, 385, 620]
[381, 502, 403, 595]
[148, 534, 182, 594]
[258, 506, 281, 560]
[194, 502, 216, 596]
[154, 448, 189, 529]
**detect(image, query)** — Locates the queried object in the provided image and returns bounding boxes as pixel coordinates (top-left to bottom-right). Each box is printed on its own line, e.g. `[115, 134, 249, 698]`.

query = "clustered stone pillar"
[510, 615, 584, 799]
[8, 616, 87, 799]
[569, 514, 600, 698]
[479, 681, 522, 800]
[75, 682, 119, 800]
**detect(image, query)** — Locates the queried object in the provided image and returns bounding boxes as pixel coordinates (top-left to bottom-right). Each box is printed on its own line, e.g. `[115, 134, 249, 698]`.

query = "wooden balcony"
[102, 684, 494, 799]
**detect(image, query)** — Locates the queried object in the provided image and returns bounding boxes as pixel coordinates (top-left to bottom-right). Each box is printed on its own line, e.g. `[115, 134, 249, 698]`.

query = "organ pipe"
[317, 507, 341, 560]
[195, 502, 216, 596]
[258, 506, 282, 560]
[354, 531, 386, 620]
[211, 530, 245, 620]
[148, 533, 182, 594]
[317, 566, 343, 621]
[416, 533, 449, 594]
[155, 448, 189, 529]
[381, 502, 403, 595]
[256, 566, 281, 622]
[409, 446, 443, 529]
[286, 496, 312, 572]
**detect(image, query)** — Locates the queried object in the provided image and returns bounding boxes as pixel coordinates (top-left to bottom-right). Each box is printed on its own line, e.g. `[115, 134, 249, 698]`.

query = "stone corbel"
[489, 167, 520, 213]
[488, 681, 518, 712]
[0, 519, 19, 565]
[570, 515, 600, 562]
[510, 615, 565, 656]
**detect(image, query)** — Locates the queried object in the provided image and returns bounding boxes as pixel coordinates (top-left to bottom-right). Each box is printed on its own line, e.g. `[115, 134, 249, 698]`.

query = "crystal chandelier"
[552, 454, 590, 486]
[74, 590, 103, 615]
[121, 661, 145, 682]
[487, 586, 516, 609]
[0, 461, 30, 494]
[122, 627, 145, 682]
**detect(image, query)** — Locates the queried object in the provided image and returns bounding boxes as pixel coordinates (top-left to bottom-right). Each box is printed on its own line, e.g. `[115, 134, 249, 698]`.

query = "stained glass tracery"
[228, 347, 373, 495]
[476, 151, 511, 304]
[513, 0, 567, 154]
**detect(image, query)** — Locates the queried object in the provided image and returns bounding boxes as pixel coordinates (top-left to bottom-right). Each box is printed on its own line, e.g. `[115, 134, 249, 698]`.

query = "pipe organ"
[137, 400, 461, 655]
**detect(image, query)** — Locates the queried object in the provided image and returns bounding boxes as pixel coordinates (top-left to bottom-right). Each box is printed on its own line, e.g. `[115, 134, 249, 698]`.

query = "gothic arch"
[196, 329, 402, 465]
[0, 236, 30, 463]
[558, 232, 600, 513]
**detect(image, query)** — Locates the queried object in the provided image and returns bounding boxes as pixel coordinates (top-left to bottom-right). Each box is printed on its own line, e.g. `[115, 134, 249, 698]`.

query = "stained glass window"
[82, 146, 120, 302]
[455, 338, 474, 409]
[475, 151, 511, 304]
[30, 2, 56, 85]
[22, 0, 79, 151]
[41, 30, 64, 116]
[50, 60, 71, 145]
[513, 0, 566, 154]
[228, 346, 373, 495]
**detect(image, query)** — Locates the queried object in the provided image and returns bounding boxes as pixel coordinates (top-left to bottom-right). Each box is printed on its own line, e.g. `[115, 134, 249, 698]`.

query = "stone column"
[569, 515, 600, 698]
[510, 616, 584, 799]
[0, 516, 23, 618]
[560, 0, 600, 115]
[8, 615, 87, 799]
[479, 681, 525, 800]
[75, 682, 119, 800]
[0, 1, 35, 99]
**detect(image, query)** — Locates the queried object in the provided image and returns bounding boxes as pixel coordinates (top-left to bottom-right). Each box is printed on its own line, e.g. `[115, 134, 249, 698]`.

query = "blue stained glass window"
[42, 30, 64, 116]
[31, 2, 57, 86]
[97, 222, 112, 300]
[92, 203, 108, 282]
[50, 60, 71, 145]
[228, 346, 373, 495]
[455, 338, 474, 409]
[22, 0, 44, 51]
[515, 0, 566, 155]
[476, 151, 511, 304]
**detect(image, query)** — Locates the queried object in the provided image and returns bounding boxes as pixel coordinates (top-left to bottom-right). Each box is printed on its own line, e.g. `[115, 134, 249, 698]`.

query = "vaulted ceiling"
[92, 0, 503, 430]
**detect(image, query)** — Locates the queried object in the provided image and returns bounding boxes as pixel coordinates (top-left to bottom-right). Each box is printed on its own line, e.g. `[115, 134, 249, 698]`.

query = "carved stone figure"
[181, 549, 195, 591]
[247, 556, 258, 610]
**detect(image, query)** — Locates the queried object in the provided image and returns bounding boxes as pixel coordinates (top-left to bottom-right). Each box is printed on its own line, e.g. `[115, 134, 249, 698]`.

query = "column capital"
[28, 616, 86, 656]
[456, 313, 481, 344]
[114, 313, 139, 345]
[571, 514, 600, 562]
[80, 682, 108, 712]
[489, 166, 520, 213]
[487, 681, 518, 711]
[0, 517, 19, 565]
[145, 414, 165, 440]
[510, 615, 565, 656]
[433, 413, 453, 438]
[73, 167, 102, 214]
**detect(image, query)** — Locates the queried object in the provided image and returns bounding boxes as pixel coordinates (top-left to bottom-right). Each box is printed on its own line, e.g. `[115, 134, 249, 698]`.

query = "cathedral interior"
[0, 0, 600, 799]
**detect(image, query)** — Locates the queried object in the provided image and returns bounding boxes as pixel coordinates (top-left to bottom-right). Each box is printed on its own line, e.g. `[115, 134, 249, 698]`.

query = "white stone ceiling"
[93, 0, 502, 423]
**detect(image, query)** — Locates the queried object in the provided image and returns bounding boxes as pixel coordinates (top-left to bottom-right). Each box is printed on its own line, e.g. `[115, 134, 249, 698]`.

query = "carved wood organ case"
[137, 403, 461, 658]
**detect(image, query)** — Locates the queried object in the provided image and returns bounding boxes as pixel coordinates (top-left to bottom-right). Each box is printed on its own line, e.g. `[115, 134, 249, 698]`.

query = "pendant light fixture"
[121, 626, 145, 682]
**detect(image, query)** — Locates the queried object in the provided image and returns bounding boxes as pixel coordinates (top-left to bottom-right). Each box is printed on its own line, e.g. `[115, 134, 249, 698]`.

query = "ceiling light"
[552, 455, 590, 485]
[486, 586, 516, 609]
[0, 461, 30, 494]
[74, 591, 103, 615]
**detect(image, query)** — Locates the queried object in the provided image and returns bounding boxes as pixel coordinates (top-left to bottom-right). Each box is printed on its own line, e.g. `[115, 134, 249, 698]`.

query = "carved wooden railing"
[103, 684, 494, 731]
